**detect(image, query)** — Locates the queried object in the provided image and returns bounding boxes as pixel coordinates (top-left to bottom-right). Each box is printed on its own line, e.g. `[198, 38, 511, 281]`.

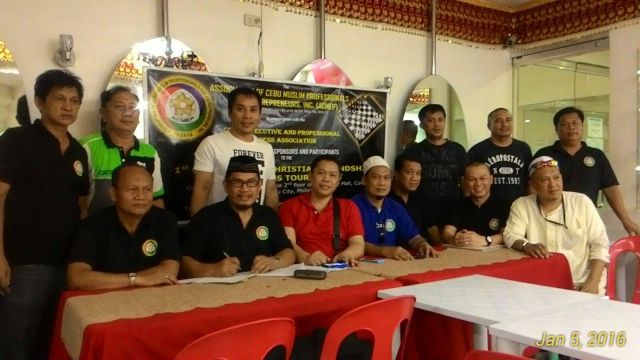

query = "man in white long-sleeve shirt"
[503, 156, 609, 294]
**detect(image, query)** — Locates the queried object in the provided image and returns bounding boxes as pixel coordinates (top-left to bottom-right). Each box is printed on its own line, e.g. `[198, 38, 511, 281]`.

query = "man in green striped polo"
[81, 86, 164, 213]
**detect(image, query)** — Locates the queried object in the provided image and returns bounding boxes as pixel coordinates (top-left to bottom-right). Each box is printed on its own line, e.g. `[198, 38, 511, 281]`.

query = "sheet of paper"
[177, 272, 255, 284]
[443, 244, 506, 252]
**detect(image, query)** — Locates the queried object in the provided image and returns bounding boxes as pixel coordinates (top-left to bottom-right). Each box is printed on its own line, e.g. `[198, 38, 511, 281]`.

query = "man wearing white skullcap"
[503, 156, 609, 294]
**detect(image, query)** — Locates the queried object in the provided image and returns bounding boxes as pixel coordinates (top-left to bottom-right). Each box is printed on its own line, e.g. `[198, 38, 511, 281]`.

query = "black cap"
[225, 156, 260, 178]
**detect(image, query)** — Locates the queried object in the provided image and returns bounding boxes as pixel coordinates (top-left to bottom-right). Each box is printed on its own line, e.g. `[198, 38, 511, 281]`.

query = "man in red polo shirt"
[279, 155, 364, 266]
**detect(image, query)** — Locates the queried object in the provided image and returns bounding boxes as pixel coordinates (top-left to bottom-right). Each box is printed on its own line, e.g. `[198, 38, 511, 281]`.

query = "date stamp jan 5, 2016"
[535, 331, 627, 349]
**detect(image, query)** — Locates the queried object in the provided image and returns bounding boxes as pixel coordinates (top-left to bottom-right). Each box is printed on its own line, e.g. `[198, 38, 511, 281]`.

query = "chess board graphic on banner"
[145, 67, 387, 221]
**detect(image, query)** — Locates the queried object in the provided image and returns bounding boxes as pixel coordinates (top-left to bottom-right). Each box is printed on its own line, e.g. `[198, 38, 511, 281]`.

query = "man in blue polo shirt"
[352, 156, 438, 260]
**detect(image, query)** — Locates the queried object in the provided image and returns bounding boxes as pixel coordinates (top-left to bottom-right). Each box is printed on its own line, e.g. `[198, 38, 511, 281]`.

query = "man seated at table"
[503, 156, 610, 294]
[389, 152, 442, 245]
[442, 162, 509, 247]
[351, 156, 438, 260]
[67, 162, 180, 290]
[182, 156, 295, 277]
[279, 155, 364, 266]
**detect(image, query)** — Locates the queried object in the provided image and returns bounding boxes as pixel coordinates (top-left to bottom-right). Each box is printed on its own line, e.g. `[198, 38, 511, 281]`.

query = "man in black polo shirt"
[67, 163, 180, 289]
[442, 162, 509, 247]
[0, 69, 89, 360]
[388, 152, 441, 246]
[182, 156, 294, 277]
[534, 107, 640, 235]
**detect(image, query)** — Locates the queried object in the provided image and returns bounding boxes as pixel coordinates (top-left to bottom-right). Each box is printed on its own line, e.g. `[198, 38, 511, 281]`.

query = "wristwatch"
[128, 272, 137, 287]
[485, 236, 493, 246]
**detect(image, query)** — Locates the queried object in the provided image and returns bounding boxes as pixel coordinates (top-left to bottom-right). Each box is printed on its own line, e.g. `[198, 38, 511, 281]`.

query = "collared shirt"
[388, 189, 437, 243]
[0, 120, 89, 267]
[68, 206, 180, 273]
[184, 198, 292, 270]
[81, 130, 164, 213]
[279, 192, 364, 257]
[351, 192, 419, 247]
[534, 141, 618, 204]
[445, 194, 510, 236]
[503, 192, 610, 292]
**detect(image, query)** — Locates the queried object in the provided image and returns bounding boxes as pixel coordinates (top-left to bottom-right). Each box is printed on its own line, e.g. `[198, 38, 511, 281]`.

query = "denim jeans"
[0, 264, 64, 360]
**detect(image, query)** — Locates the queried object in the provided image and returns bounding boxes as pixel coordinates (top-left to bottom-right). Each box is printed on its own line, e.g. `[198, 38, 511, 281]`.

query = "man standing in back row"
[403, 104, 467, 229]
[191, 87, 278, 216]
[81, 86, 165, 213]
[534, 107, 640, 235]
[0, 69, 90, 360]
[468, 108, 532, 205]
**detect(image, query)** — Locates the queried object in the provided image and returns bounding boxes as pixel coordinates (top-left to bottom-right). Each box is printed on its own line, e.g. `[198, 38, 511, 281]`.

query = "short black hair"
[34, 69, 83, 102]
[402, 120, 418, 137]
[487, 107, 510, 127]
[227, 87, 262, 114]
[100, 86, 138, 108]
[111, 161, 152, 187]
[418, 104, 446, 122]
[393, 152, 421, 172]
[16, 95, 31, 126]
[553, 107, 584, 128]
[310, 155, 341, 173]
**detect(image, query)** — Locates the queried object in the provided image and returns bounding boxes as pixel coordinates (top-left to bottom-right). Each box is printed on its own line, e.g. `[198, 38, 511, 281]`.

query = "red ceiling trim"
[274, 0, 640, 45]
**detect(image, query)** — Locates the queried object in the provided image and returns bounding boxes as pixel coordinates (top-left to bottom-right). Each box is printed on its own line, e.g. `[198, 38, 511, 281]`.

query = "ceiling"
[460, 0, 556, 12]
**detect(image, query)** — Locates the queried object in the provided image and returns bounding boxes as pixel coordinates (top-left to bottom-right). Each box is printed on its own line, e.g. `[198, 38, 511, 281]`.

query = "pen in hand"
[223, 251, 241, 271]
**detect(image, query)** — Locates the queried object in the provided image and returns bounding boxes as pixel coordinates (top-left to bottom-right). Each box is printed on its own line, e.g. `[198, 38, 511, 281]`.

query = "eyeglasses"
[110, 104, 140, 115]
[228, 178, 260, 189]
[376, 222, 386, 244]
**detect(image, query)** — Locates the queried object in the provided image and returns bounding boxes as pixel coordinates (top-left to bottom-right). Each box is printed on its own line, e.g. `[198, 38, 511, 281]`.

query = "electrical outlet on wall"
[244, 14, 262, 28]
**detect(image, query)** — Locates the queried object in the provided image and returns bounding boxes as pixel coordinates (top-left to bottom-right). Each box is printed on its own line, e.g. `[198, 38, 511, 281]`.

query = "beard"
[232, 203, 253, 211]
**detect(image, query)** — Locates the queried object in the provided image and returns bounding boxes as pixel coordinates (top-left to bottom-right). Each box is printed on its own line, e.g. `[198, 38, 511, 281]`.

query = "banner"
[145, 68, 387, 221]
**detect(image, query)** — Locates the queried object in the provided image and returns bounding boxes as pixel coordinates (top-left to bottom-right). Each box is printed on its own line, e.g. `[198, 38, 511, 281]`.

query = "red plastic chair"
[607, 236, 640, 303]
[465, 349, 529, 360]
[174, 317, 296, 360]
[319, 295, 415, 360]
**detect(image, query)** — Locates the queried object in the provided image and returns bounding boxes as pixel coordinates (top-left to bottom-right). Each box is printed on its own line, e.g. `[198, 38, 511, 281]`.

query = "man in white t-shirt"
[190, 87, 278, 216]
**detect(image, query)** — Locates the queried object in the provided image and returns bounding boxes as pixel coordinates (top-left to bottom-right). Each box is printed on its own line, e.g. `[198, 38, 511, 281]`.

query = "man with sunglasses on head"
[351, 156, 438, 260]
[503, 156, 609, 294]
[182, 156, 294, 277]
[81, 86, 164, 213]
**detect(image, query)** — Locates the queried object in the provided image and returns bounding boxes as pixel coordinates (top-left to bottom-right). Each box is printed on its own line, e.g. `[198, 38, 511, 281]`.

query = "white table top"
[490, 299, 640, 360]
[378, 274, 602, 326]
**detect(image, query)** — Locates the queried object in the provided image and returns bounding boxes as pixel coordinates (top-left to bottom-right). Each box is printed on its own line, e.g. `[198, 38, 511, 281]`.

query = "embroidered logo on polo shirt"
[256, 226, 269, 241]
[73, 160, 84, 177]
[385, 219, 396, 232]
[489, 218, 501, 231]
[142, 239, 158, 256]
[583, 156, 595, 167]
